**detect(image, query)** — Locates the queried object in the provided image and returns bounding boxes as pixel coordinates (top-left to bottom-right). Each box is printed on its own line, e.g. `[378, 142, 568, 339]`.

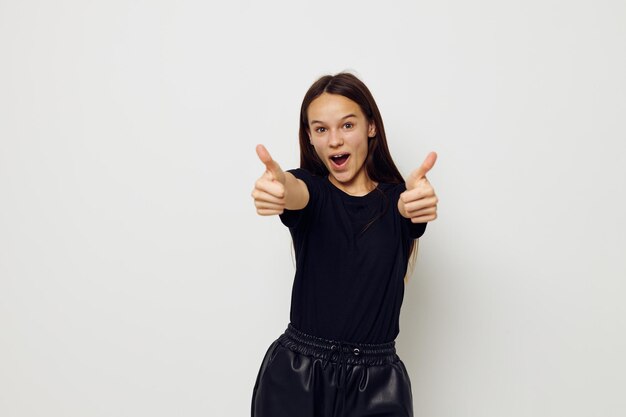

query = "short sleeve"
[279, 168, 320, 228]
[408, 218, 427, 239]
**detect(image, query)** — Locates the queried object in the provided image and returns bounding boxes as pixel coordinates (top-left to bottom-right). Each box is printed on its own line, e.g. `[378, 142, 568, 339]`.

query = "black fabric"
[279, 168, 427, 344]
[251, 323, 414, 417]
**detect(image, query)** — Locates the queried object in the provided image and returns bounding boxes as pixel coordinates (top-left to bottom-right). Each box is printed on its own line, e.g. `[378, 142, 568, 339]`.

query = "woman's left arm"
[397, 152, 439, 223]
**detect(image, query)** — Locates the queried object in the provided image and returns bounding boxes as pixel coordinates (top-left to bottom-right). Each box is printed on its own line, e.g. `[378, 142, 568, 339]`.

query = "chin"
[330, 172, 354, 184]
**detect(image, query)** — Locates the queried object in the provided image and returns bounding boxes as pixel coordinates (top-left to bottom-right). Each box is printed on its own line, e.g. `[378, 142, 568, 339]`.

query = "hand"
[398, 152, 439, 223]
[252, 144, 287, 216]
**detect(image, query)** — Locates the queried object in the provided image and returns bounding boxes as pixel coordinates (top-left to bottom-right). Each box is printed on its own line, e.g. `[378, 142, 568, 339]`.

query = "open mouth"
[330, 153, 350, 168]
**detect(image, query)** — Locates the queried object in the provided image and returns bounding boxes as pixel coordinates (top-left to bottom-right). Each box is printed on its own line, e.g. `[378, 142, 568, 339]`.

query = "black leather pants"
[251, 323, 414, 417]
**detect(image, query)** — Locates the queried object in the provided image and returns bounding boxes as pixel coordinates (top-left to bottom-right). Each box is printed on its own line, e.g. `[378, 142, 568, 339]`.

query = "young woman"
[250, 72, 438, 417]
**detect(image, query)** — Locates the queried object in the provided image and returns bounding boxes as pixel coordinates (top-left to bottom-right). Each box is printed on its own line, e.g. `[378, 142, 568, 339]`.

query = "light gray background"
[1, 1, 625, 416]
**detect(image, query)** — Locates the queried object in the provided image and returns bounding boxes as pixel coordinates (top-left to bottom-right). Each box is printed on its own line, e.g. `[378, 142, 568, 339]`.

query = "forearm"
[284, 172, 309, 210]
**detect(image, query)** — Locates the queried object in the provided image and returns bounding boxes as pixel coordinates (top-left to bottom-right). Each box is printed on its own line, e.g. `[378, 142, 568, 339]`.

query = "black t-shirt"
[279, 168, 427, 344]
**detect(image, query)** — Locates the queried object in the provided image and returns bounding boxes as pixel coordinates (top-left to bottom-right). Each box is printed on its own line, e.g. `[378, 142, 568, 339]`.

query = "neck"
[328, 174, 377, 196]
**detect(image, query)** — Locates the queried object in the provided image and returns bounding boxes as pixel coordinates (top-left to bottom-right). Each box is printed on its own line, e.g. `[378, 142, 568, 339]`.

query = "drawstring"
[323, 341, 361, 389]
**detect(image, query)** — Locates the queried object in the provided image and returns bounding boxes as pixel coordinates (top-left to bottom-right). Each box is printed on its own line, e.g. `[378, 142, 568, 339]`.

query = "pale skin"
[251, 93, 438, 223]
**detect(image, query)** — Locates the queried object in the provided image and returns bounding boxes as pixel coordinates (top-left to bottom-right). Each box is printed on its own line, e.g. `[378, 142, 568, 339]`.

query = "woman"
[250, 72, 438, 417]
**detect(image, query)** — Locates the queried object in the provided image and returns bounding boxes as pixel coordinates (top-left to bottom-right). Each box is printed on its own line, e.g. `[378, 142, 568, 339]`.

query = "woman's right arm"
[252, 144, 309, 216]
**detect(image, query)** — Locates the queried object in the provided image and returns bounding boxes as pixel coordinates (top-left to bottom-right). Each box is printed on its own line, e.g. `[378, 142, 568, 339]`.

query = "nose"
[328, 129, 343, 147]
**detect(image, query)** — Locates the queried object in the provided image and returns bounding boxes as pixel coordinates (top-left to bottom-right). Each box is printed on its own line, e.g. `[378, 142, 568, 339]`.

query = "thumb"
[256, 144, 285, 182]
[408, 151, 437, 187]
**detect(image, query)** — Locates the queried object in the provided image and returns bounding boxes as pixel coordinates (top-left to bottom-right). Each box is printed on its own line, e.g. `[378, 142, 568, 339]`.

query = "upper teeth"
[332, 154, 347, 158]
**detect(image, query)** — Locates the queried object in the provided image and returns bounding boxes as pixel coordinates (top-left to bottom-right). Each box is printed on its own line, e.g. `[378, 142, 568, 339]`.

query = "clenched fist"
[252, 144, 287, 216]
[398, 152, 439, 223]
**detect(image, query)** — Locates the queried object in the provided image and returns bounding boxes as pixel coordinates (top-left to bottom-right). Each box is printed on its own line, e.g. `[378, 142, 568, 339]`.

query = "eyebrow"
[310, 114, 357, 125]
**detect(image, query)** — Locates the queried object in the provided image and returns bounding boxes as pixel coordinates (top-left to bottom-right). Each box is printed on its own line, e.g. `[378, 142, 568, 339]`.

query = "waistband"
[277, 323, 399, 366]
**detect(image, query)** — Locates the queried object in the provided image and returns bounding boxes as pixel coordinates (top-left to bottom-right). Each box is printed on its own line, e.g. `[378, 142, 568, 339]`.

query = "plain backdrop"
[1, 1, 625, 416]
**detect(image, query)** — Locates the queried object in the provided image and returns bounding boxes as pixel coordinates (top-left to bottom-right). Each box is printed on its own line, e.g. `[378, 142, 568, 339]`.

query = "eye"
[343, 122, 354, 129]
[315, 127, 327, 133]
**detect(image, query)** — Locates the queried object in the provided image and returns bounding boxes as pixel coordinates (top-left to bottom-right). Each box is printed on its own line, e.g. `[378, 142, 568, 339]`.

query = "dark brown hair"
[298, 73, 405, 184]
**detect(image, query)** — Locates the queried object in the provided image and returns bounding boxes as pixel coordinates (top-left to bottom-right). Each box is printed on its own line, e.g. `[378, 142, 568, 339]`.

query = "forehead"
[307, 93, 364, 123]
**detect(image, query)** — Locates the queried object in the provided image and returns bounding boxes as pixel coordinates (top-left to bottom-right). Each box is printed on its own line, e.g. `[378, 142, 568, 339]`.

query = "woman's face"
[307, 93, 376, 194]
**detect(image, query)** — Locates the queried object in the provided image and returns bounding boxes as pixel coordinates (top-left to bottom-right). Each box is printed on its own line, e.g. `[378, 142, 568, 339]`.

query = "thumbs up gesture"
[252, 144, 287, 216]
[398, 152, 439, 223]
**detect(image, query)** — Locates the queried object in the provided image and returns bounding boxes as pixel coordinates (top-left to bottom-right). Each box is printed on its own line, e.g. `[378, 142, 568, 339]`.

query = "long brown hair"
[297, 72, 419, 281]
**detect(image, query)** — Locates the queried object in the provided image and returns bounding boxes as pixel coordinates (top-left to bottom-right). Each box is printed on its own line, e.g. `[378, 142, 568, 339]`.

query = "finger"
[256, 144, 284, 180]
[408, 151, 437, 186]
[251, 189, 286, 205]
[400, 186, 435, 204]
[255, 176, 285, 198]
[254, 201, 286, 210]
[257, 208, 284, 216]
[403, 196, 439, 213]
[410, 212, 437, 223]
[406, 205, 437, 218]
